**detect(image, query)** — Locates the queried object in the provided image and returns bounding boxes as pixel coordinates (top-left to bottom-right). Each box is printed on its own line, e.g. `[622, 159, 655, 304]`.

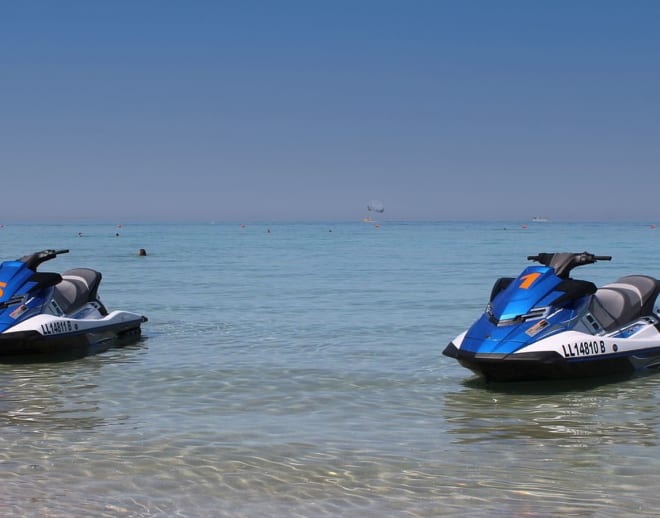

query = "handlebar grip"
[594, 255, 612, 261]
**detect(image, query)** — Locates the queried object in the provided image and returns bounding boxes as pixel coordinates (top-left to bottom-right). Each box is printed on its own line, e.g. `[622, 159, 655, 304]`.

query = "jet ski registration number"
[561, 340, 606, 358]
[41, 320, 74, 335]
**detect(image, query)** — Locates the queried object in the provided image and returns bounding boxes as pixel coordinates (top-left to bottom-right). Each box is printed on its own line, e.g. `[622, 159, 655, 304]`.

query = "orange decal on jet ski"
[0, 281, 6, 297]
[518, 272, 541, 289]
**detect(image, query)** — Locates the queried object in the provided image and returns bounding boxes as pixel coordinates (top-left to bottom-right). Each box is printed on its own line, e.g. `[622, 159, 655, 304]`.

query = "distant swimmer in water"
[138, 248, 147, 256]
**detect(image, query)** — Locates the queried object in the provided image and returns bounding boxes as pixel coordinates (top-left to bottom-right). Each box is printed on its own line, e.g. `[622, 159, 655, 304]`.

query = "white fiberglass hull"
[0, 311, 147, 358]
[445, 321, 660, 382]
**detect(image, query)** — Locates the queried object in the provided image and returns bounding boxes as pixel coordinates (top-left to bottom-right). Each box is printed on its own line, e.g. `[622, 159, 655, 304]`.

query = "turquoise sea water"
[2, 221, 660, 517]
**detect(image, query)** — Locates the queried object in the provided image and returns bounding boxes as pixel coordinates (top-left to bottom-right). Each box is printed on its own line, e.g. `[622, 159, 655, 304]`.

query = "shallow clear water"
[1, 221, 660, 516]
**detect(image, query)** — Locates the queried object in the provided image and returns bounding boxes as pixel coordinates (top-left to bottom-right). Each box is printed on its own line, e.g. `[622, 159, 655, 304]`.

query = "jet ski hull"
[442, 342, 655, 382]
[0, 314, 147, 359]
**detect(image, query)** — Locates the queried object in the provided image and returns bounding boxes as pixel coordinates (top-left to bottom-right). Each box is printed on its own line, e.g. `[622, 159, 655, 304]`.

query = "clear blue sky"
[2, 1, 659, 222]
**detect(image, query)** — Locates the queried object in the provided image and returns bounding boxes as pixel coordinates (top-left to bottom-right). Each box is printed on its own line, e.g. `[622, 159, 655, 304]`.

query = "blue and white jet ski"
[0, 249, 147, 358]
[443, 252, 660, 382]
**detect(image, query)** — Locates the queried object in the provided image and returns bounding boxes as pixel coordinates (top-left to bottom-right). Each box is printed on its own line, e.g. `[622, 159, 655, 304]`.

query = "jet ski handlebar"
[19, 249, 70, 271]
[527, 252, 612, 278]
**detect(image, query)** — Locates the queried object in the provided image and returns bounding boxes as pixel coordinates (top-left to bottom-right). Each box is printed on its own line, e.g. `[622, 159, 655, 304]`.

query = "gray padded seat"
[589, 275, 660, 331]
[53, 268, 104, 314]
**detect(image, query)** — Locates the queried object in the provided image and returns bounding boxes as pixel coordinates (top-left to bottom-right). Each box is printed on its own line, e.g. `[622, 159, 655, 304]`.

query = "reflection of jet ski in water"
[0, 249, 147, 358]
[444, 252, 660, 382]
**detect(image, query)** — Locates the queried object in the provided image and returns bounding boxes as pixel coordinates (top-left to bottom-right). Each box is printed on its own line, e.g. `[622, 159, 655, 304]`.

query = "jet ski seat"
[589, 275, 660, 331]
[53, 268, 108, 315]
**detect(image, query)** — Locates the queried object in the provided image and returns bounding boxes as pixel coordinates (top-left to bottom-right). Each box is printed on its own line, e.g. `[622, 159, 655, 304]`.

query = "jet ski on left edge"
[0, 249, 147, 358]
[443, 252, 660, 382]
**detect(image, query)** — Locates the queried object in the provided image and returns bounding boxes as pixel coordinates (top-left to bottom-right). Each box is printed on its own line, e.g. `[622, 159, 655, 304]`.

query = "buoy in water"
[138, 248, 147, 256]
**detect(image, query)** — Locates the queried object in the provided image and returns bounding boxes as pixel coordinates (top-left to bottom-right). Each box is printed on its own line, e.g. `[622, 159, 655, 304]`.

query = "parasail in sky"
[367, 200, 384, 213]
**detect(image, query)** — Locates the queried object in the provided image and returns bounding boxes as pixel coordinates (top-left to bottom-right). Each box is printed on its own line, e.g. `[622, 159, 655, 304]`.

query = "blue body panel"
[0, 260, 47, 332]
[0, 261, 33, 301]
[461, 266, 580, 355]
[490, 266, 559, 320]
